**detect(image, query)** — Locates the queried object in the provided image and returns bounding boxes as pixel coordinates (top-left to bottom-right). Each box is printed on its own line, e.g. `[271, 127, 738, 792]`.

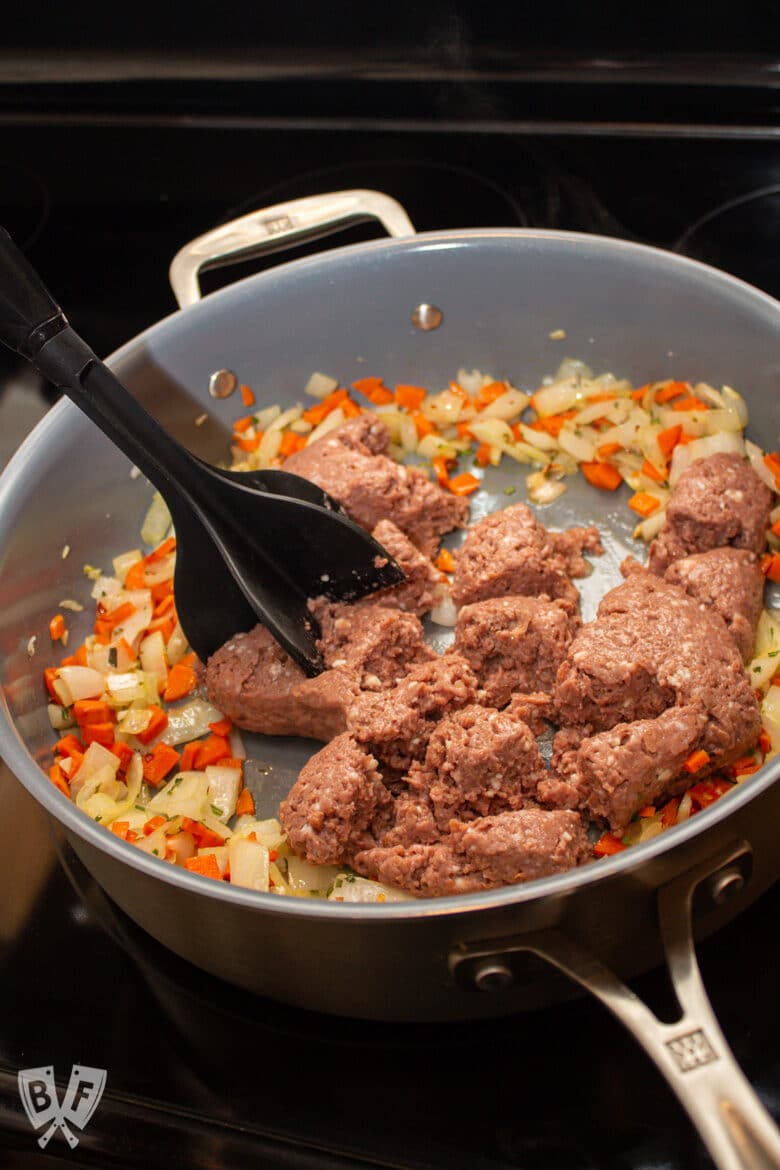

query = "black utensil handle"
[0, 227, 69, 357]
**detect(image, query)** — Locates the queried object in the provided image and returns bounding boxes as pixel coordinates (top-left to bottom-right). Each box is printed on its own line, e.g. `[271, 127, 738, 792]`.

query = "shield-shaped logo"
[18, 1064, 107, 1149]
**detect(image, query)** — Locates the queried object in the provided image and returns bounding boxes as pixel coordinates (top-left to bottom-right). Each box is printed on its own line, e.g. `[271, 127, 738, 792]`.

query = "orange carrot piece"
[96, 600, 136, 634]
[208, 718, 233, 736]
[434, 548, 456, 574]
[194, 734, 231, 769]
[163, 663, 197, 703]
[232, 415, 254, 434]
[184, 853, 223, 880]
[657, 425, 682, 458]
[352, 377, 394, 405]
[235, 787, 256, 817]
[597, 442, 623, 458]
[179, 741, 200, 772]
[302, 387, 348, 425]
[683, 748, 710, 774]
[638, 805, 656, 818]
[761, 553, 780, 584]
[147, 615, 176, 643]
[580, 461, 622, 491]
[236, 434, 262, 453]
[82, 722, 116, 747]
[240, 383, 256, 407]
[49, 762, 71, 798]
[628, 491, 661, 518]
[340, 397, 362, 419]
[447, 472, 481, 497]
[219, 757, 244, 773]
[475, 442, 492, 467]
[593, 833, 625, 856]
[44, 667, 60, 699]
[585, 391, 617, 404]
[146, 536, 176, 563]
[759, 729, 772, 754]
[124, 560, 147, 590]
[660, 798, 679, 827]
[394, 384, 427, 410]
[55, 733, 84, 758]
[143, 743, 181, 786]
[143, 814, 168, 836]
[473, 381, 507, 409]
[536, 410, 577, 437]
[279, 432, 307, 457]
[654, 381, 688, 404]
[111, 820, 130, 839]
[151, 579, 175, 608]
[136, 705, 169, 745]
[764, 451, 780, 490]
[671, 396, 709, 412]
[49, 613, 66, 641]
[110, 741, 134, 770]
[431, 456, 452, 486]
[411, 412, 435, 439]
[631, 384, 651, 401]
[73, 699, 112, 726]
[770, 518, 780, 539]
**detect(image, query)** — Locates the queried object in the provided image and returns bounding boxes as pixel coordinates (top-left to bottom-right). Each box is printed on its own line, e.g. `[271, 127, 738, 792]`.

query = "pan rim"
[1, 224, 778, 921]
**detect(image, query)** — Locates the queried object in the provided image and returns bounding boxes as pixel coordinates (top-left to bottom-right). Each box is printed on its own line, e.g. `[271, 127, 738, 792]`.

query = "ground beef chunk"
[662, 548, 764, 663]
[381, 784, 441, 847]
[552, 570, 761, 827]
[284, 417, 469, 555]
[454, 595, 579, 707]
[354, 808, 589, 897]
[506, 692, 556, 736]
[310, 520, 441, 623]
[416, 704, 546, 828]
[648, 452, 772, 573]
[315, 604, 434, 690]
[452, 502, 602, 608]
[279, 733, 394, 866]
[205, 623, 357, 739]
[348, 654, 479, 771]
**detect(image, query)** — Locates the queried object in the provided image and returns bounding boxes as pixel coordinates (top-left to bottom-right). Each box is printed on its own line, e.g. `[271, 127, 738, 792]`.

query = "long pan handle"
[527, 842, 780, 1170]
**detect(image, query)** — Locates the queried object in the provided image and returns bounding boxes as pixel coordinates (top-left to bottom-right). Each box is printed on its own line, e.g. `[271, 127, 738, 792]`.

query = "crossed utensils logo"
[18, 1065, 107, 1149]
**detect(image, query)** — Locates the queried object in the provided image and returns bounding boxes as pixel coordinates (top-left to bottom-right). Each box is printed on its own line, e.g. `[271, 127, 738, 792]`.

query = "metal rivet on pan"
[473, 959, 515, 992]
[411, 303, 443, 331]
[209, 369, 238, 398]
[708, 866, 745, 906]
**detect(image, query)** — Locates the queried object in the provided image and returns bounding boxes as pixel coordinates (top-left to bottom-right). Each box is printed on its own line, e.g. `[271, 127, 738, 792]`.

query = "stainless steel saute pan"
[1, 191, 779, 1170]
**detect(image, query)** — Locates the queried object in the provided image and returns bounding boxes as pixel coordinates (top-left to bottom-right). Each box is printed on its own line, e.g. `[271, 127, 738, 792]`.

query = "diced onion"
[526, 470, 568, 505]
[141, 493, 172, 546]
[430, 593, 457, 627]
[479, 388, 530, 420]
[327, 874, 410, 902]
[306, 407, 346, 445]
[305, 371, 338, 399]
[54, 666, 105, 705]
[156, 698, 226, 746]
[746, 440, 779, 493]
[205, 765, 242, 822]
[228, 836, 270, 891]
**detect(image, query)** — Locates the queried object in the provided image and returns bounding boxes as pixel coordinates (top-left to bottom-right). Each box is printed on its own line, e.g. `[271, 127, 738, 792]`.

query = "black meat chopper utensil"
[0, 229, 405, 675]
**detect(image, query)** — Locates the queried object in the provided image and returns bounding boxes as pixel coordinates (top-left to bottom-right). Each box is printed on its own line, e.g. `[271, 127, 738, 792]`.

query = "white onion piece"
[205, 765, 241, 822]
[117, 707, 153, 736]
[166, 622, 189, 666]
[228, 837, 270, 891]
[48, 702, 76, 730]
[513, 422, 558, 452]
[746, 440, 779, 492]
[526, 471, 568, 505]
[455, 368, 493, 394]
[105, 670, 149, 706]
[421, 388, 473, 427]
[140, 630, 168, 689]
[531, 377, 581, 417]
[256, 426, 284, 465]
[286, 856, 341, 893]
[253, 404, 281, 430]
[479, 388, 530, 420]
[111, 595, 154, 648]
[54, 666, 105, 705]
[112, 550, 142, 582]
[196, 844, 228, 872]
[70, 742, 121, 794]
[267, 405, 304, 433]
[416, 433, 458, 460]
[305, 371, 338, 399]
[762, 687, 780, 755]
[558, 423, 599, 463]
[157, 698, 225, 746]
[228, 725, 246, 760]
[149, 770, 209, 819]
[633, 507, 668, 542]
[305, 407, 346, 445]
[555, 358, 593, 381]
[430, 593, 457, 627]
[399, 414, 418, 453]
[90, 575, 122, 602]
[327, 874, 410, 902]
[231, 816, 286, 849]
[141, 493, 172, 546]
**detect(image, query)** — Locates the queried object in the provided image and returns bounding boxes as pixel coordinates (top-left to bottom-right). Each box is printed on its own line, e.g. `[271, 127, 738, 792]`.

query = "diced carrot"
[447, 472, 481, 497]
[434, 548, 456, 574]
[763, 451, 780, 489]
[456, 421, 473, 440]
[654, 380, 688, 404]
[235, 787, 256, 817]
[208, 718, 232, 736]
[111, 820, 130, 839]
[411, 412, 435, 439]
[110, 741, 134, 770]
[657, 425, 682, 458]
[269, 849, 279, 863]
[178, 651, 197, 668]
[660, 798, 679, 827]
[771, 518, 780, 539]
[143, 815, 168, 836]
[236, 434, 261, 452]
[759, 730, 772, 754]
[182, 819, 225, 848]
[146, 536, 176, 563]
[586, 391, 617, 404]
[474, 381, 507, 409]
[447, 381, 471, 405]
[536, 410, 577, 437]
[49, 614, 66, 641]
[193, 734, 231, 769]
[233, 415, 254, 434]
[688, 778, 733, 807]
[581, 461, 623, 491]
[136, 705, 169, 745]
[628, 491, 661, 518]
[147, 615, 176, 643]
[641, 459, 667, 484]
[240, 383, 256, 407]
[179, 742, 200, 771]
[394, 384, 427, 410]
[761, 553, 780, 584]
[676, 431, 696, 445]
[683, 748, 710, 774]
[48, 762, 71, 798]
[44, 667, 60, 699]
[126, 830, 138, 843]
[432, 456, 452, 486]
[184, 853, 223, 880]
[352, 377, 394, 405]
[631, 384, 651, 401]
[672, 396, 710, 412]
[163, 662, 197, 702]
[82, 722, 116, 747]
[593, 833, 625, 856]
[96, 600, 136, 635]
[219, 757, 244, 773]
[72, 699, 112, 726]
[638, 805, 656, 818]
[340, 397, 362, 419]
[143, 743, 181, 786]
[151, 581, 175, 610]
[55, 733, 84, 758]
[302, 387, 348, 425]
[731, 756, 759, 777]
[597, 442, 623, 458]
[475, 442, 492, 467]
[124, 560, 147, 590]
[279, 432, 307, 457]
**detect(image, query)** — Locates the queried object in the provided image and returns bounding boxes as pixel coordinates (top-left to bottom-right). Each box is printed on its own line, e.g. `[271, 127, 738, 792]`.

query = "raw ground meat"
[661, 547, 764, 663]
[354, 808, 590, 897]
[552, 568, 761, 829]
[348, 654, 479, 771]
[452, 502, 602, 608]
[205, 623, 357, 740]
[284, 416, 469, 555]
[648, 452, 772, 573]
[454, 595, 579, 707]
[279, 733, 394, 866]
[316, 604, 434, 690]
[417, 703, 547, 828]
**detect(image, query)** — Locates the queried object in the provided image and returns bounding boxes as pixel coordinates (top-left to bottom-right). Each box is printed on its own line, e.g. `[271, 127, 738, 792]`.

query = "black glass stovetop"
[0, 88, 779, 1170]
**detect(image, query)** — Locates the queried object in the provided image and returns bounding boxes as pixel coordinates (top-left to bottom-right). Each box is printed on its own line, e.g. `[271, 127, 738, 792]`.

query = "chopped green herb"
[108, 647, 118, 668]
[152, 848, 159, 856]
[504, 485, 516, 495]
[94, 815, 102, 822]
[172, 776, 183, 788]
[753, 665, 762, 673]
[769, 650, 779, 658]
[210, 804, 224, 817]
[134, 804, 145, 812]
[61, 707, 71, 720]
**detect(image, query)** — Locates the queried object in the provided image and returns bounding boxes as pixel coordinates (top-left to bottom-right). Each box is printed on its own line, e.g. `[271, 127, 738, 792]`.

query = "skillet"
[0, 191, 779, 1169]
